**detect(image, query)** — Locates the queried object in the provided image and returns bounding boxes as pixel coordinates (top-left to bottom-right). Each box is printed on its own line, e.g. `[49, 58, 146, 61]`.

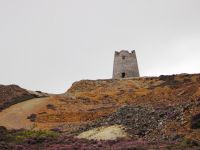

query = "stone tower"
[112, 50, 140, 79]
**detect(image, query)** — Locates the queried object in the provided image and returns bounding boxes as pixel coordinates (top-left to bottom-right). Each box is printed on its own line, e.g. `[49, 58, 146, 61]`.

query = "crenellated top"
[115, 50, 136, 56]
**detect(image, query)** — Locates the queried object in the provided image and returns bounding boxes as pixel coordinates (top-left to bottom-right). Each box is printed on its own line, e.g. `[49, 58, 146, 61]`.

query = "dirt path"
[0, 97, 53, 130]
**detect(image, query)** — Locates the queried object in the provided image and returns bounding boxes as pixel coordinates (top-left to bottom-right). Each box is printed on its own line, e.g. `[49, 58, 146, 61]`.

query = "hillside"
[0, 84, 49, 111]
[0, 74, 200, 149]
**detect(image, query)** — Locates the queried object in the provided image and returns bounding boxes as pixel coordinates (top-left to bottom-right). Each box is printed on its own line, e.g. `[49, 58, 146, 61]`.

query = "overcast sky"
[0, 0, 200, 93]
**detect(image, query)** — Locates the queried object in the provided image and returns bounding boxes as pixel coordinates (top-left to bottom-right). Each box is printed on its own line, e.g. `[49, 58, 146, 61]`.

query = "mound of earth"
[0, 85, 49, 111]
[0, 85, 37, 111]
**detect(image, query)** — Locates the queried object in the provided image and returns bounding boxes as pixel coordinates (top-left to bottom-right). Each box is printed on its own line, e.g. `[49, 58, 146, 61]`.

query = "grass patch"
[6, 130, 59, 143]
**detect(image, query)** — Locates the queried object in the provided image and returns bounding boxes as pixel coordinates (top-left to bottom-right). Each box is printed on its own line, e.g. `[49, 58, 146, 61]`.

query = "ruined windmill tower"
[112, 50, 140, 79]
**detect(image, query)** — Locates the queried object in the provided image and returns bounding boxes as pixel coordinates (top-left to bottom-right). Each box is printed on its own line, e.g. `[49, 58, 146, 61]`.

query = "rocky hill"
[0, 74, 200, 149]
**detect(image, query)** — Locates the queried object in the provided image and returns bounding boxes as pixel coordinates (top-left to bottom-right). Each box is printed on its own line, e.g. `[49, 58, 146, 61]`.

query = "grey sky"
[0, 0, 200, 93]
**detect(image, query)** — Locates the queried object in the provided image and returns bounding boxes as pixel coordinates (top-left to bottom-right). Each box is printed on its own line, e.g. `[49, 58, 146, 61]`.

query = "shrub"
[27, 114, 37, 122]
[180, 138, 200, 147]
[191, 113, 200, 129]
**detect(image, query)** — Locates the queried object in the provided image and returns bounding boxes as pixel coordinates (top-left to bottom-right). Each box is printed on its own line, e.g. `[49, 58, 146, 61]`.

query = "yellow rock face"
[77, 125, 128, 140]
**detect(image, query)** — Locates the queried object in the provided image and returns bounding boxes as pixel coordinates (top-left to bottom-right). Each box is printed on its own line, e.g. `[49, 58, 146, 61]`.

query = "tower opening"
[122, 72, 126, 78]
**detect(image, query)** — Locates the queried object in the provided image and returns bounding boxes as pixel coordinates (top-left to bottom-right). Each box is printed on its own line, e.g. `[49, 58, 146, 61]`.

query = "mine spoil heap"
[0, 74, 200, 149]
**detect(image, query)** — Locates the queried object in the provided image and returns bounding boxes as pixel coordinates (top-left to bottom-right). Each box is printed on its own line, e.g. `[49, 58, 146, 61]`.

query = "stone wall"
[112, 50, 140, 79]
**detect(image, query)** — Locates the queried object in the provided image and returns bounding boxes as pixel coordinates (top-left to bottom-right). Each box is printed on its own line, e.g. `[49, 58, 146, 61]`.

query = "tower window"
[122, 56, 125, 60]
[122, 72, 126, 78]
